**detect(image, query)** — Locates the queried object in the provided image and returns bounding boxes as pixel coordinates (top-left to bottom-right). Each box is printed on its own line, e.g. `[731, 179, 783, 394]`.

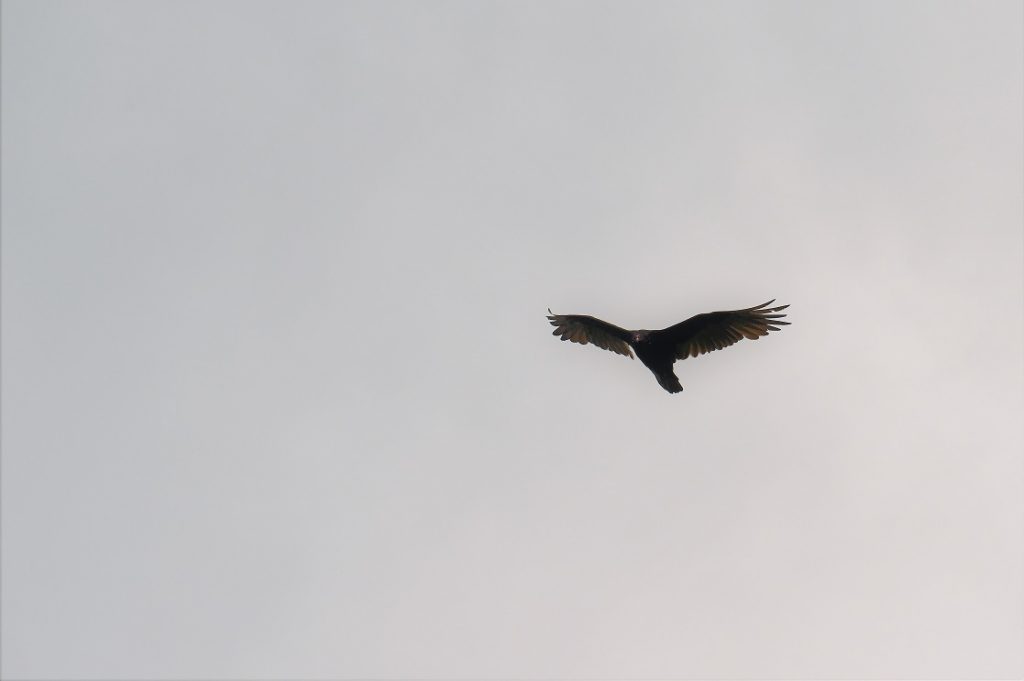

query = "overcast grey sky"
[2, 1, 1022, 678]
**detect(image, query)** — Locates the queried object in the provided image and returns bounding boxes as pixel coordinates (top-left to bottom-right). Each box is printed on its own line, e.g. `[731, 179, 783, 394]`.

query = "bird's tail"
[656, 372, 683, 394]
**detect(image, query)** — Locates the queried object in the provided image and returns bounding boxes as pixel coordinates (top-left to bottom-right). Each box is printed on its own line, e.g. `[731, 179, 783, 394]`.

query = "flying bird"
[546, 300, 790, 393]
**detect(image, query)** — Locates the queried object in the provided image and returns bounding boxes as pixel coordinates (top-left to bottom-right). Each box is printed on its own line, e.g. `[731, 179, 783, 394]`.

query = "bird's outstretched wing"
[655, 300, 789, 360]
[547, 310, 634, 358]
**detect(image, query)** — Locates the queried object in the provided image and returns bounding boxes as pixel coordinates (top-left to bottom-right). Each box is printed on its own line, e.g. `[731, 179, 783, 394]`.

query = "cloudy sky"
[2, 1, 1022, 678]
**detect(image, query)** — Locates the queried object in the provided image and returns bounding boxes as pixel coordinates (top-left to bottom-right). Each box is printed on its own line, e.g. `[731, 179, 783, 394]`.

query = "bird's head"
[631, 331, 650, 345]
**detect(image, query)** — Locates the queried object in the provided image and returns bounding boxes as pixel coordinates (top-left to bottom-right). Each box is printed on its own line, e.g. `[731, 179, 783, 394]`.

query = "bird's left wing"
[547, 310, 634, 358]
[655, 300, 790, 359]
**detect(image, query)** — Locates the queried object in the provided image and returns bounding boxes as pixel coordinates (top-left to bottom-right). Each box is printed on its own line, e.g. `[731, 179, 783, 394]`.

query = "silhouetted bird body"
[546, 300, 789, 394]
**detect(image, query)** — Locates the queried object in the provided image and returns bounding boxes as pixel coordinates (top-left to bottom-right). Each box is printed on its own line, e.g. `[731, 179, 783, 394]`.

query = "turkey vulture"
[546, 300, 789, 393]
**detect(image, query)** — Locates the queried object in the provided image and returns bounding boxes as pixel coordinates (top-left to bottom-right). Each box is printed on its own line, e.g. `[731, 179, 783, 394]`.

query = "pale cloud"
[2, 1, 1021, 678]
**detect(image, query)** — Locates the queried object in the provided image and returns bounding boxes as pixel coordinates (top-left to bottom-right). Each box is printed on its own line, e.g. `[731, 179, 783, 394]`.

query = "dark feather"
[546, 310, 634, 358]
[655, 300, 790, 360]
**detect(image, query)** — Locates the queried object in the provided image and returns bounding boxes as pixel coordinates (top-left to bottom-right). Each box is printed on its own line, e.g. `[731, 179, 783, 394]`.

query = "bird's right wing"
[547, 310, 634, 358]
